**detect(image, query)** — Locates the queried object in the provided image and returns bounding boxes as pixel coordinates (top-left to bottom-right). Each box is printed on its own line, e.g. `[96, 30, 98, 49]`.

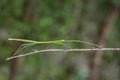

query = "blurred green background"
[0, 0, 120, 80]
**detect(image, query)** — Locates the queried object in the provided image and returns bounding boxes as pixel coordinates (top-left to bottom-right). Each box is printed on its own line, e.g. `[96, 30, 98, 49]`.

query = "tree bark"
[81, 0, 96, 42]
[67, 0, 82, 39]
[9, 0, 37, 80]
[89, 6, 119, 80]
[9, 43, 21, 80]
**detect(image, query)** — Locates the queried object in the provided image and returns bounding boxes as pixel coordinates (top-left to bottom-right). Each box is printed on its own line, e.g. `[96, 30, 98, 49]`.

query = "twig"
[6, 48, 120, 61]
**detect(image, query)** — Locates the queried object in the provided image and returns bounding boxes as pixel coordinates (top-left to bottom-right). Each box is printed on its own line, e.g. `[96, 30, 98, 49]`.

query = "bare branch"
[6, 48, 120, 61]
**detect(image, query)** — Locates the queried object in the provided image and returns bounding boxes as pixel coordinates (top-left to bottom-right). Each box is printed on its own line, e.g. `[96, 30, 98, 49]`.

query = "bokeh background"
[0, 0, 120, 80]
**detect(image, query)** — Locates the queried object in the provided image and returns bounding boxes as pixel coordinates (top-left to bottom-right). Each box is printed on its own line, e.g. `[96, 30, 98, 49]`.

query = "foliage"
[0, 0, 120, 80]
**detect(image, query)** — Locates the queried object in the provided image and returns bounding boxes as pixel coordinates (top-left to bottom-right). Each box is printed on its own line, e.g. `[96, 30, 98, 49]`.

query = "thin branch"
[6, 48, 120, 61]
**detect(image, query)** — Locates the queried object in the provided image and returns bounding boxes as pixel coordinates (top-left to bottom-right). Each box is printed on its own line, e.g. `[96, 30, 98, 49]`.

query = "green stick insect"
[7, 38, 100, 60]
